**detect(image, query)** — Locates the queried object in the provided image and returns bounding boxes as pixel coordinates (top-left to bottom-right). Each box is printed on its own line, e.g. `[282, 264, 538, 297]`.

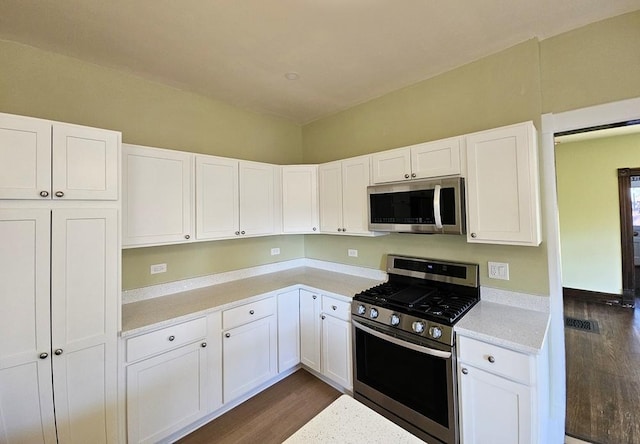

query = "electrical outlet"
[348, 249, 358, 258]
[150, 263, 167, 274]
[488, 261, 509, 280]
[271, 247, 280, 256]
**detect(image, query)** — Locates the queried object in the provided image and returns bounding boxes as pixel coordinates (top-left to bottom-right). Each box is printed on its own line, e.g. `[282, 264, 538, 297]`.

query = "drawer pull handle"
[331, 305, 337, 310]
[249, 310, 255, 315]
[168, 335, 175, 342]
[225, 333, 231, 338]
[487, 355, 495, 363]
[461, 367, 469, 375]
[201, 342, 207, 348]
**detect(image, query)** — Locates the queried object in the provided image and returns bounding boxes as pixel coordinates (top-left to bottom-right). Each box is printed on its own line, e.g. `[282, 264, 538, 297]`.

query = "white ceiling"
[1, 1, 639, 124]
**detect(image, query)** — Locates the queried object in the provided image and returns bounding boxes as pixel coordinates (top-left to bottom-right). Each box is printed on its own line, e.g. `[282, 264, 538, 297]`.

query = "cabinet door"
[239, 161, 276, 236]
[282, 165, 319, 233]
[0, 114, 52, 200]
[277, 290, 300, 373]
[411, 136, 462, 179]
[465, 122, 541, 246]
[123, 144, 193, 246]
[195, 155, 239, 239]
[299, 290, 321, 372]
[318, 161, 343, 234]
[50, 208, 118, 444]
[341, 155, 372, 235]
[459, 365, 532, 444]
[222, 316, 277, 402]
[127, 342, 209, 444]
[371, 147, 411, 184]
[52, 123, 119, 200]
[321, 314, 352, 390]
[0, 209, 57, 444]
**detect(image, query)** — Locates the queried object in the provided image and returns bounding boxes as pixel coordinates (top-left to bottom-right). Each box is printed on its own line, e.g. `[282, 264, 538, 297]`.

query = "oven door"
[352, 319, 458, 444]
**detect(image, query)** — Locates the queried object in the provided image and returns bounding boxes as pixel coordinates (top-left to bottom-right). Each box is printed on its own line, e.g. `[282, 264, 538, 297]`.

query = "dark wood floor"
[564, 296, 640, 444]
[177, 369, 341, 444]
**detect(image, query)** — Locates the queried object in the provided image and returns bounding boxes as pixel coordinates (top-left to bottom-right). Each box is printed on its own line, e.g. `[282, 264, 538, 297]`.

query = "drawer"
[127, 317, 207, 363]
[223, 297, 276, 329]
[322, 295, 350, 321]
[458, 335, 531, 384]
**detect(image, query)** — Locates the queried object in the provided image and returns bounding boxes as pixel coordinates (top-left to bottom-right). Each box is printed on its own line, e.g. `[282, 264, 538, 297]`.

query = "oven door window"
[355, 328, 450, 428]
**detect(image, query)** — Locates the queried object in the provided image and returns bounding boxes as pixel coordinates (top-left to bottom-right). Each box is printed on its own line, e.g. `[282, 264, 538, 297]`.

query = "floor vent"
[565, 317, 600, 333]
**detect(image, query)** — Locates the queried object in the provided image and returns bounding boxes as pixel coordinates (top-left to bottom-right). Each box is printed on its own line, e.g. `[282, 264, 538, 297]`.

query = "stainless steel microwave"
[367, 177, 466, 234]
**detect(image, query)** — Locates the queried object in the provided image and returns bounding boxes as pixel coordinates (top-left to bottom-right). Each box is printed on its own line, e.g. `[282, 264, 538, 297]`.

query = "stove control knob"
[357, 305, 366, 315]
[370, 308, 379, 319]
[390, 314, 400, 326]
[412, 321, 425, 334]
[429, 326, 443, 339]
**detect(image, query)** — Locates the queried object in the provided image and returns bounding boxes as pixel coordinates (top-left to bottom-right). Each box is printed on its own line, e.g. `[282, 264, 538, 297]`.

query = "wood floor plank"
[564, 296, 640, 444]
[177, 369, 341, 444]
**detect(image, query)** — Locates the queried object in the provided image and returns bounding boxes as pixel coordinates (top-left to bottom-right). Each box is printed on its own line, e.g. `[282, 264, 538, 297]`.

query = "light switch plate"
[150, 263, 167, 274]
[488, 261, 509, 280]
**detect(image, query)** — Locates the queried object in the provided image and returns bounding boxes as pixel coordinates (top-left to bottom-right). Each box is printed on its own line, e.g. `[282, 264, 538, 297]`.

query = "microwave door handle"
[434, 184, 443, 229]
[352, 320, 452, 359]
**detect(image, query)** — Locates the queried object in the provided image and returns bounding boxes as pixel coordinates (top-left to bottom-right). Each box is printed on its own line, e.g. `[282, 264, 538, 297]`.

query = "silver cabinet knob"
[225, 333, 231, 338]
[337, 228, 341, 232]
[331, 305, 337, 310]
[488, 355, 496, 363]
[235, 231, 240, 235]
[312, 227, 317, 231]
[404, 174, 410, 179]
[184, 234, 190, 239]
[54, 349, 63, 356]
[411, 173, 416, 178]
[312, 295, 317, 300]
[39, 190, 49, 198]
[321, 315, 326, 320]
[471, 233, 477, 238]
[342, 228, 346, 232]
[168, 335, 175, 341]
[241, 230, 246, 235]
[201, 342, 207, 348]
[461, 368, 469, 375]
[39, 352, 49, 359]
[54, 191, 64, 198]
[249, 310, 255, 315]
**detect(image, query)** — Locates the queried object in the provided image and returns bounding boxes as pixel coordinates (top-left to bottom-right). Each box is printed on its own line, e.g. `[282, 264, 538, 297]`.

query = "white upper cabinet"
[196, 155, 240, 239]
[282, 165, 319, 233]
[123, 144, 193, 247]
[0, 113, 119, 200]
[238, 160, 279, 237]
[371, 136, 463, 184]
[319, 155, 373, 235]
[465, 121, 541, 246]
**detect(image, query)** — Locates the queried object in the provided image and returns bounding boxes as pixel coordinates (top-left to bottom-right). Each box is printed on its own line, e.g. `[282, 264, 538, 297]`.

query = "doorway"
[618, 168, 640, 305]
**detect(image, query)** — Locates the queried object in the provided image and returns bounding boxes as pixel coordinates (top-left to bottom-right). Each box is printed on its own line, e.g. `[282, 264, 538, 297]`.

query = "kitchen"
[1, 2, 640, 444]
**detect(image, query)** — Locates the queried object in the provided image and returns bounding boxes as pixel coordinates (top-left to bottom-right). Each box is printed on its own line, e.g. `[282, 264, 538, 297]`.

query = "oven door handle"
[352, 320, 452, 359]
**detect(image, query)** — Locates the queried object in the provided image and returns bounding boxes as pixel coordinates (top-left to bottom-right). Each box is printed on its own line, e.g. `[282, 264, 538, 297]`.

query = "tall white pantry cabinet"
[0, 112, 121, 444]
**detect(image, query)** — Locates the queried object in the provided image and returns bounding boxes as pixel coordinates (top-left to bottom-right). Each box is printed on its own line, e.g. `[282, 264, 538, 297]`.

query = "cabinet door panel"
[371, 148, 410, 184]
[321, 315, 352, 390]
[223, 316, 277, 402]
[196, 155, 239, 239]
[411, 137, 462, 179]
[239, 161, 276, 236]
[277, 290, 300, 372]
[318, 161, 343, 233]
[50, 209, 118, 443]
[0, 209, 56, 444]
[459, 365, 531, 444]
[123, 145, 193, 245]
[341, 156, 371, 234]
[52, 123, 119, 200]
[127, 343, 208, 444]
[0, 115, 51, 199]
[299, 290, 321, 372]
[282, 166, 319, 233]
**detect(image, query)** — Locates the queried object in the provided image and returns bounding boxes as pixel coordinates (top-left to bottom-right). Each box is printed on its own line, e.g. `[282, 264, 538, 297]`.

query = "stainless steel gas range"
[351, 255, 479, 444]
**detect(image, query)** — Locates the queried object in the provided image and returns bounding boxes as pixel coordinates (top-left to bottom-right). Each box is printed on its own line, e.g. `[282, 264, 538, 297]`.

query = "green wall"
[555, 133, 640, 294]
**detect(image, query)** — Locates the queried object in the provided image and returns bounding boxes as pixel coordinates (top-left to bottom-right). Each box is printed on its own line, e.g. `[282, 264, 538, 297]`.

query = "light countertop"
[121, 266, 383, 336]
[283, 395, 424, 444]
[455, 300, 550, 354]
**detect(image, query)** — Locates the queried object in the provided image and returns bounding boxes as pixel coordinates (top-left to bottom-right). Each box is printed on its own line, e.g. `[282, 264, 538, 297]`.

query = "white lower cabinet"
[277, 290, 301, 373]
[125, 314, 221, 444]
[299, 290, 352, 390]
[458, 335, 544, 444]
[222, 298, 278, 403]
